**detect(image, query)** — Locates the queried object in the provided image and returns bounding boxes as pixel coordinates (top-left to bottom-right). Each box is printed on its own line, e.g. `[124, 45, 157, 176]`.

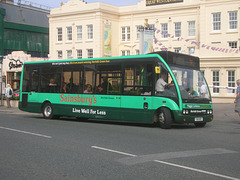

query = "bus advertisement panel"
[19, 51, 213, 128]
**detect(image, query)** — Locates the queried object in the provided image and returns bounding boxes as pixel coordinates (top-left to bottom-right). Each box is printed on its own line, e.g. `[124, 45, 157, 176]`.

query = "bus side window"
[40, 66, 61, 93]
[62, 65, 84, 94]
[95, 64, 122, 95]
[84, 65, 96, 94]
[155, 65, 177, 98]
[141, 64, 153, 95]
[124, 64, 153, 96]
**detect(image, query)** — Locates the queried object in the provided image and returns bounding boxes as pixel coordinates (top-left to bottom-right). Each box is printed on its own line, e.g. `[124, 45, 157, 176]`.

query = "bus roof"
[23, 53, 159, 64]
[24, 51, 199, 69]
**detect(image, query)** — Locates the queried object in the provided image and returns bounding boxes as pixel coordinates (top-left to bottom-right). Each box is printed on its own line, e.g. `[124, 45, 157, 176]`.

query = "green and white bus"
[19, 51, 213, 128]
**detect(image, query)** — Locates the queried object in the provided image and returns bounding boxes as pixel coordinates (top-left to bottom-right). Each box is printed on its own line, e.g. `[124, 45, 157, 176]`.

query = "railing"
[0, 0, 51, 12]
[209, 85, 237, 90]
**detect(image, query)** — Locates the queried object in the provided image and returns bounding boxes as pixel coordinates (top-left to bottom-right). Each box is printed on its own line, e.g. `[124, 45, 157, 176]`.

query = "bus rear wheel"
[42, 103, 54, 119]
[158, 108, 172, 129]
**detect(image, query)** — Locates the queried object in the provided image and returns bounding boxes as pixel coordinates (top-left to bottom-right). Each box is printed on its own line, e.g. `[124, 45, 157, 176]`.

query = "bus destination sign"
[146, 0, 183, 6]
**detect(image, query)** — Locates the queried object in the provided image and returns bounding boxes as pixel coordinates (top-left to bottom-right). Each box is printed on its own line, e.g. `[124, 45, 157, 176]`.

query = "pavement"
[0, 104, 238, 121]
[0, 105, 27, 115]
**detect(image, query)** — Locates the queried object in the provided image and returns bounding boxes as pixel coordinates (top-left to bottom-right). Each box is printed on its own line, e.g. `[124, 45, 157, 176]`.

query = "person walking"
[234, 79, 240, 116]
[5, 84, 13, 108]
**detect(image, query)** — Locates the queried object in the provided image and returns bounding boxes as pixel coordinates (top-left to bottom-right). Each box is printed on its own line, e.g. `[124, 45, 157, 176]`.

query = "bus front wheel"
[158, 108, 172, 129]
[42, 103, 54, 119]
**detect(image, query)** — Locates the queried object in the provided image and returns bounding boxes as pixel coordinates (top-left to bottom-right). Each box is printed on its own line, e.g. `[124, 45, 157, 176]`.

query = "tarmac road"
[0, 104, 239, 180]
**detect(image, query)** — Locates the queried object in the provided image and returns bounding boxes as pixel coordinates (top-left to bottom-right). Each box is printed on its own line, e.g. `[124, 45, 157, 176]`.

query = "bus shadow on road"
[59, 116, 155, 128]
[35, 115, 203, 129]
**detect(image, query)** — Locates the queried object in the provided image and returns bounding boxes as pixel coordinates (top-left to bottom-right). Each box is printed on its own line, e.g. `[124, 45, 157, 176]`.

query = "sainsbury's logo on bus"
[60, 94, 97, 106]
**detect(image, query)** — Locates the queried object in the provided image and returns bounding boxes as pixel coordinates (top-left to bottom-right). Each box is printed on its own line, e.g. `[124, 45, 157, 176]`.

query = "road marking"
[92, 146, 239, 180]
[154, 160, 240, 180]
[91, 146, 136, 157]
[0, 126, 52, 139]
[118, 148, 237, 165]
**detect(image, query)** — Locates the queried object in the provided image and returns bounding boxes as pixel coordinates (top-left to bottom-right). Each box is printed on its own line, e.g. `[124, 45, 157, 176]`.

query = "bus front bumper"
[172, 111, 214, 124]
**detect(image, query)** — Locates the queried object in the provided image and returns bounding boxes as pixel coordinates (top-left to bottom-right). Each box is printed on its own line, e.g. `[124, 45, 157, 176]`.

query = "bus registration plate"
[195, 117, 203, 122]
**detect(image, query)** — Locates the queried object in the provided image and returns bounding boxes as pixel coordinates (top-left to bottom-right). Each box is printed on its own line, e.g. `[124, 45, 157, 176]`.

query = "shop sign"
[9, 58, 23, 70]
[146, 0, 183, 6]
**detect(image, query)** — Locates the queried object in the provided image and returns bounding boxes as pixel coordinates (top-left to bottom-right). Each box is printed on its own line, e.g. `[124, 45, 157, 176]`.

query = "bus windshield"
[171, 66, 211, 103]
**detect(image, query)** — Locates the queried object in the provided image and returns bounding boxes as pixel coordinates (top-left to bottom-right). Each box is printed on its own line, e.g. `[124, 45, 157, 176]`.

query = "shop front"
[2, 51, 48, 93]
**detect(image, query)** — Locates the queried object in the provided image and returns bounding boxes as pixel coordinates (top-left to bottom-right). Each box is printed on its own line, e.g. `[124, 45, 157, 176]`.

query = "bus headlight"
[207, 110, 213, 114]
[182, 109, 189, 115]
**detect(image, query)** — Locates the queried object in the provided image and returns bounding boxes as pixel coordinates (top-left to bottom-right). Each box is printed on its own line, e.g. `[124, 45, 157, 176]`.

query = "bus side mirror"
[155, 66, 160, 74]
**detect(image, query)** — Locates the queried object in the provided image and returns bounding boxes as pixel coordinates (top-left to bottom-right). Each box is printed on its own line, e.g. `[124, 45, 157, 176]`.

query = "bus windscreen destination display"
[150, 51, 199, 69]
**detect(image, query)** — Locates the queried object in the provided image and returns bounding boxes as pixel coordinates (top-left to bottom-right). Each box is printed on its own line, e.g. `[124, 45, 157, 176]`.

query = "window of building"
[121, 26, 130, 41]
[146, 24, 155, 30]
[161, 48, 168, 51]
[76, 25, 82, 41]
[67, 50, 72, 59]
[87, 49, 93, 58]
[229, 11, 238, 30]
[229, 41, 237, 49]
[188, 21, 195, 37]
[121, 50, 130, 56]
[87, 25, 93, 40]
[27, 51, 41, 58]
[136, 26, 142, 40]
[7, 72, 21, 91]
[174, 22, 181, 38]
[212, 70, 220, 93]
[57, 50, 62, 59]
[136, 49, 140, 55]
[227, 70, 235, 94]
[57, 28, 62, 42]
[161, 23, 168, 38]
[67, 27, 72, 41]
[76, 49, 82, 59]
[174, 48, 181, 53]
[147, 24, 155, 30]
[188, 47, 195, 54]
[213, 13, 221, 31]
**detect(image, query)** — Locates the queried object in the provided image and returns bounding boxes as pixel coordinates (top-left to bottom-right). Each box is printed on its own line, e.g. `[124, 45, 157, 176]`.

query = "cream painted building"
[49, 0, 240, 103]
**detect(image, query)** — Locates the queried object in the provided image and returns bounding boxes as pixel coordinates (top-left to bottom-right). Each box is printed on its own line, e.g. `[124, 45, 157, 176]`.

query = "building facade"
[49, 0, 240, 103]
[0, 0, 50, 91]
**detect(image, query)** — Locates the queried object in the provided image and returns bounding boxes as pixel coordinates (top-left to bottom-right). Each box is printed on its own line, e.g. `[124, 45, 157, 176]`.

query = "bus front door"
[121, 96, 153, 123]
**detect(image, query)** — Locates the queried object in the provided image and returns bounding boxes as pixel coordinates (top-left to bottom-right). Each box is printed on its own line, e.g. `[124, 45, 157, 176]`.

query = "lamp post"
[0, 55, 3, 106]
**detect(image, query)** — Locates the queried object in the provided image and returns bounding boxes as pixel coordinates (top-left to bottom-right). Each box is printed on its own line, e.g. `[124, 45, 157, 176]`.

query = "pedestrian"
[234, 79, 240, 116]
[199, 81, 209, 98]
[5, 84, 13, 108]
